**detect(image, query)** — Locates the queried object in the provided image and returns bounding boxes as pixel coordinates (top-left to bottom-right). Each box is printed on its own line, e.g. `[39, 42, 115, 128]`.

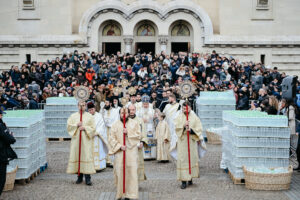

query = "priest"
[163, 93, 181, 153]
[66, 101, 96, 186]
[174, 102, 204, 189]
[87, 101, 108, 171]
[103, 97, 120, 166]
[128, 104, 148, 181]
[126, 93, 137, 108]
[109, 107, 141, 200]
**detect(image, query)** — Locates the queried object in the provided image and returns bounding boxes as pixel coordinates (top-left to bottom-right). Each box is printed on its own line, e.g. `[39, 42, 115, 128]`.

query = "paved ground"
[1, 142, 299, 200]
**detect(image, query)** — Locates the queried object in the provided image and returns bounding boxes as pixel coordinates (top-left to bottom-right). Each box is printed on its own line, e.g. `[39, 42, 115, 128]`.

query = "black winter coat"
[0, 119, 17, 164]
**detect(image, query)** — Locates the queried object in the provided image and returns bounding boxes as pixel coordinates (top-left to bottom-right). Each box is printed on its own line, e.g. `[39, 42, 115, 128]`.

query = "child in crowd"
[155, 113, 171, 163]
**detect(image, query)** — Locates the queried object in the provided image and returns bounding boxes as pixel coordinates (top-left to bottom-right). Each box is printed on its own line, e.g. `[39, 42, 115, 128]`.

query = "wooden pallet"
[16, 169, 40, 185]
[47, 138, 71, 142]
[228, 170, 245, 185]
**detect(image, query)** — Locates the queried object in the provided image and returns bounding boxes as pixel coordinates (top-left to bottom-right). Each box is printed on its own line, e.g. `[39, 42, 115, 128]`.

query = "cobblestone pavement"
[1, 142, 299, 200]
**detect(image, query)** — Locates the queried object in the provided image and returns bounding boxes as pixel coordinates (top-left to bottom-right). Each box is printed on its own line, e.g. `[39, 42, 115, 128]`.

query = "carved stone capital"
[158, 35, 169, 45]
[123, 36, 134, 45]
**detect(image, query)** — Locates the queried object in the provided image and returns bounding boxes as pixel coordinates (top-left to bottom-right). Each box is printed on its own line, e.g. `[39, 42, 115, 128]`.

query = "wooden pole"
[78, 109, 83, 176]
[123, 110, 126, 194]
[186, 103, 191, 175]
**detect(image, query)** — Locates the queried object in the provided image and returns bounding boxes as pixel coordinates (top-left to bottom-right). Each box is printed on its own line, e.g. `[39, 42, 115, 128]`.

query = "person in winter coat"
[295, 123, 300, 171]
[0, 109, 17, 196]
[237, 90, 249, 110]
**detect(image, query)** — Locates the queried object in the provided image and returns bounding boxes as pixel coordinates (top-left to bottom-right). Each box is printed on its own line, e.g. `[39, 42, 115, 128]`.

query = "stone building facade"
[0, 0, 300, 75]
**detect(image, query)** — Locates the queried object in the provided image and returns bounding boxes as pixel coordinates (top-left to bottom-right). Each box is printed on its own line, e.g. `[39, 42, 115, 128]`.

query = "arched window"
[171, 24, 190, 36]
[102, 23, 121, 36]
[137, 24, 155, 36]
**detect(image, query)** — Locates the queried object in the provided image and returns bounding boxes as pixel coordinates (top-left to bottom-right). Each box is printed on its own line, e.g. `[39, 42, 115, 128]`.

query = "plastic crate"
[16, 168, 32, 180]
[9, 127, 32, 137]
[45, 130, 70, 138]
[228, 135, 290, 148]
[230, 146, 289, 159]
[45, 124, 67, 130]
[15, 157, 32, 168]
[14, 146, 33, 159]
[231, 157, 289, 168]
[12, 136, 33, 148]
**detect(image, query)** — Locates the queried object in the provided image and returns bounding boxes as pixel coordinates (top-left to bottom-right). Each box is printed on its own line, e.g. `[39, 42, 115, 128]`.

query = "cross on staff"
[73, 86, 90, 176]
[120, 79, 129, 194]
[178, 81, 196, 175]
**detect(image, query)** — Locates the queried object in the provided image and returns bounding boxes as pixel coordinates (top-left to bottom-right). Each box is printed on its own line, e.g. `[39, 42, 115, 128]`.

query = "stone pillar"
[123, 36, 134, 54]
[158, 35, 169, 54]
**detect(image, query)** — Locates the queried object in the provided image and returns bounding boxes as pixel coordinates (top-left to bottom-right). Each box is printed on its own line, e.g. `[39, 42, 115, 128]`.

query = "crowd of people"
[1, 50, 299, 113]
[1, 49, 300, 197]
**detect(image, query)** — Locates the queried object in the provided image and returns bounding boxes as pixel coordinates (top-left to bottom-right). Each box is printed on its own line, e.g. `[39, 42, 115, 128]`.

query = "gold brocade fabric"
[109, 120, 141, 199]
[66, 112, 96, 175]
[155, 120, 171, 161]
[175, 112, 203, 181]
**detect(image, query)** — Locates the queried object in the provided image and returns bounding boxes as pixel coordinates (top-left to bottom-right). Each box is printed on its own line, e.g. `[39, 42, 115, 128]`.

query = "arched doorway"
[134, 20, 158, 54]
[169, 20, 194, 53]
[99, 20, 123, 55]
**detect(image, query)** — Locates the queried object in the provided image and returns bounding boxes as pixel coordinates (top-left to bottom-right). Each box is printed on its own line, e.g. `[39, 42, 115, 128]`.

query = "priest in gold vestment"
[174, 102, 205, 189]
[66, 101, 96, 186]
[109, 108, 141, 200]
[128, 104, 148, 181]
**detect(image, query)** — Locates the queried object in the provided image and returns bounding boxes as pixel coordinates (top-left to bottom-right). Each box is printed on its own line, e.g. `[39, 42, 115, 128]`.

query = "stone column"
[123, 36, 134, 54]
[158, 35, 169, 54]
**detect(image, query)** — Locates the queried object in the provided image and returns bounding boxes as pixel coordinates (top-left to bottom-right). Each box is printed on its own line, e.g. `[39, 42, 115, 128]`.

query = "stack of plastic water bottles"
[196, 90, 236, 137]
[45, 97, 77, 138]
[4, 110, 46, 180]
[222, 111, 290, 179]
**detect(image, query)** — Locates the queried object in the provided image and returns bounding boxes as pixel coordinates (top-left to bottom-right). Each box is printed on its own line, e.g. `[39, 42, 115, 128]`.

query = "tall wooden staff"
[74, 86, 90, 176]
[120, 80, 129, 194]
[179, 81, 196, 175]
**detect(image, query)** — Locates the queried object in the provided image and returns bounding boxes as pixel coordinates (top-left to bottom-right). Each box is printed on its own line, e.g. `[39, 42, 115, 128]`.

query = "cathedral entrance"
[136, 42, 155, 54]
[102, 42, 121, 55]
[171, 42, 189, 53]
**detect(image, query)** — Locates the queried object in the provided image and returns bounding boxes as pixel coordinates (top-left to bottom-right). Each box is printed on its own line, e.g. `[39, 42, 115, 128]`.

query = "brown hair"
[159, 113, 166, 119]
[169, 93, 176, 99]
[269, 96, 279, 110]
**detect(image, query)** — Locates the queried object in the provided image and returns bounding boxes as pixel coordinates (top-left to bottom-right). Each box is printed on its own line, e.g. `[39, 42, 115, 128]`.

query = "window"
[252, 0, 273, 20]
[171, 24, 190, 36]
[256, 0, 269, 10]
[260, 54, 265, 65]
[102, 23, 121, 36]
[26, 54, 31, 64]
[23, 0, 34, 9]
[258, 0, 268, 6]
[137, 24, 155, 36]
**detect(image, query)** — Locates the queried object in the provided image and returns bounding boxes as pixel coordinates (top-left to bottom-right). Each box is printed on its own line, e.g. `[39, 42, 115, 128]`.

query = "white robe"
[137, 107, 155, 135]
[103, 107, 120, 163]
[93, 112, 108, 171]
[169, 110, 207, 161]
[163, 103, 181, 154]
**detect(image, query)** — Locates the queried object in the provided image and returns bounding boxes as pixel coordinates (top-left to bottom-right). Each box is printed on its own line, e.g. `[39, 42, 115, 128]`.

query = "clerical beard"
[129, 114, 136, 119]
[120, 116, 129, 123]
[104, 105, 111, 110]
[136, 99, 141, 102]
